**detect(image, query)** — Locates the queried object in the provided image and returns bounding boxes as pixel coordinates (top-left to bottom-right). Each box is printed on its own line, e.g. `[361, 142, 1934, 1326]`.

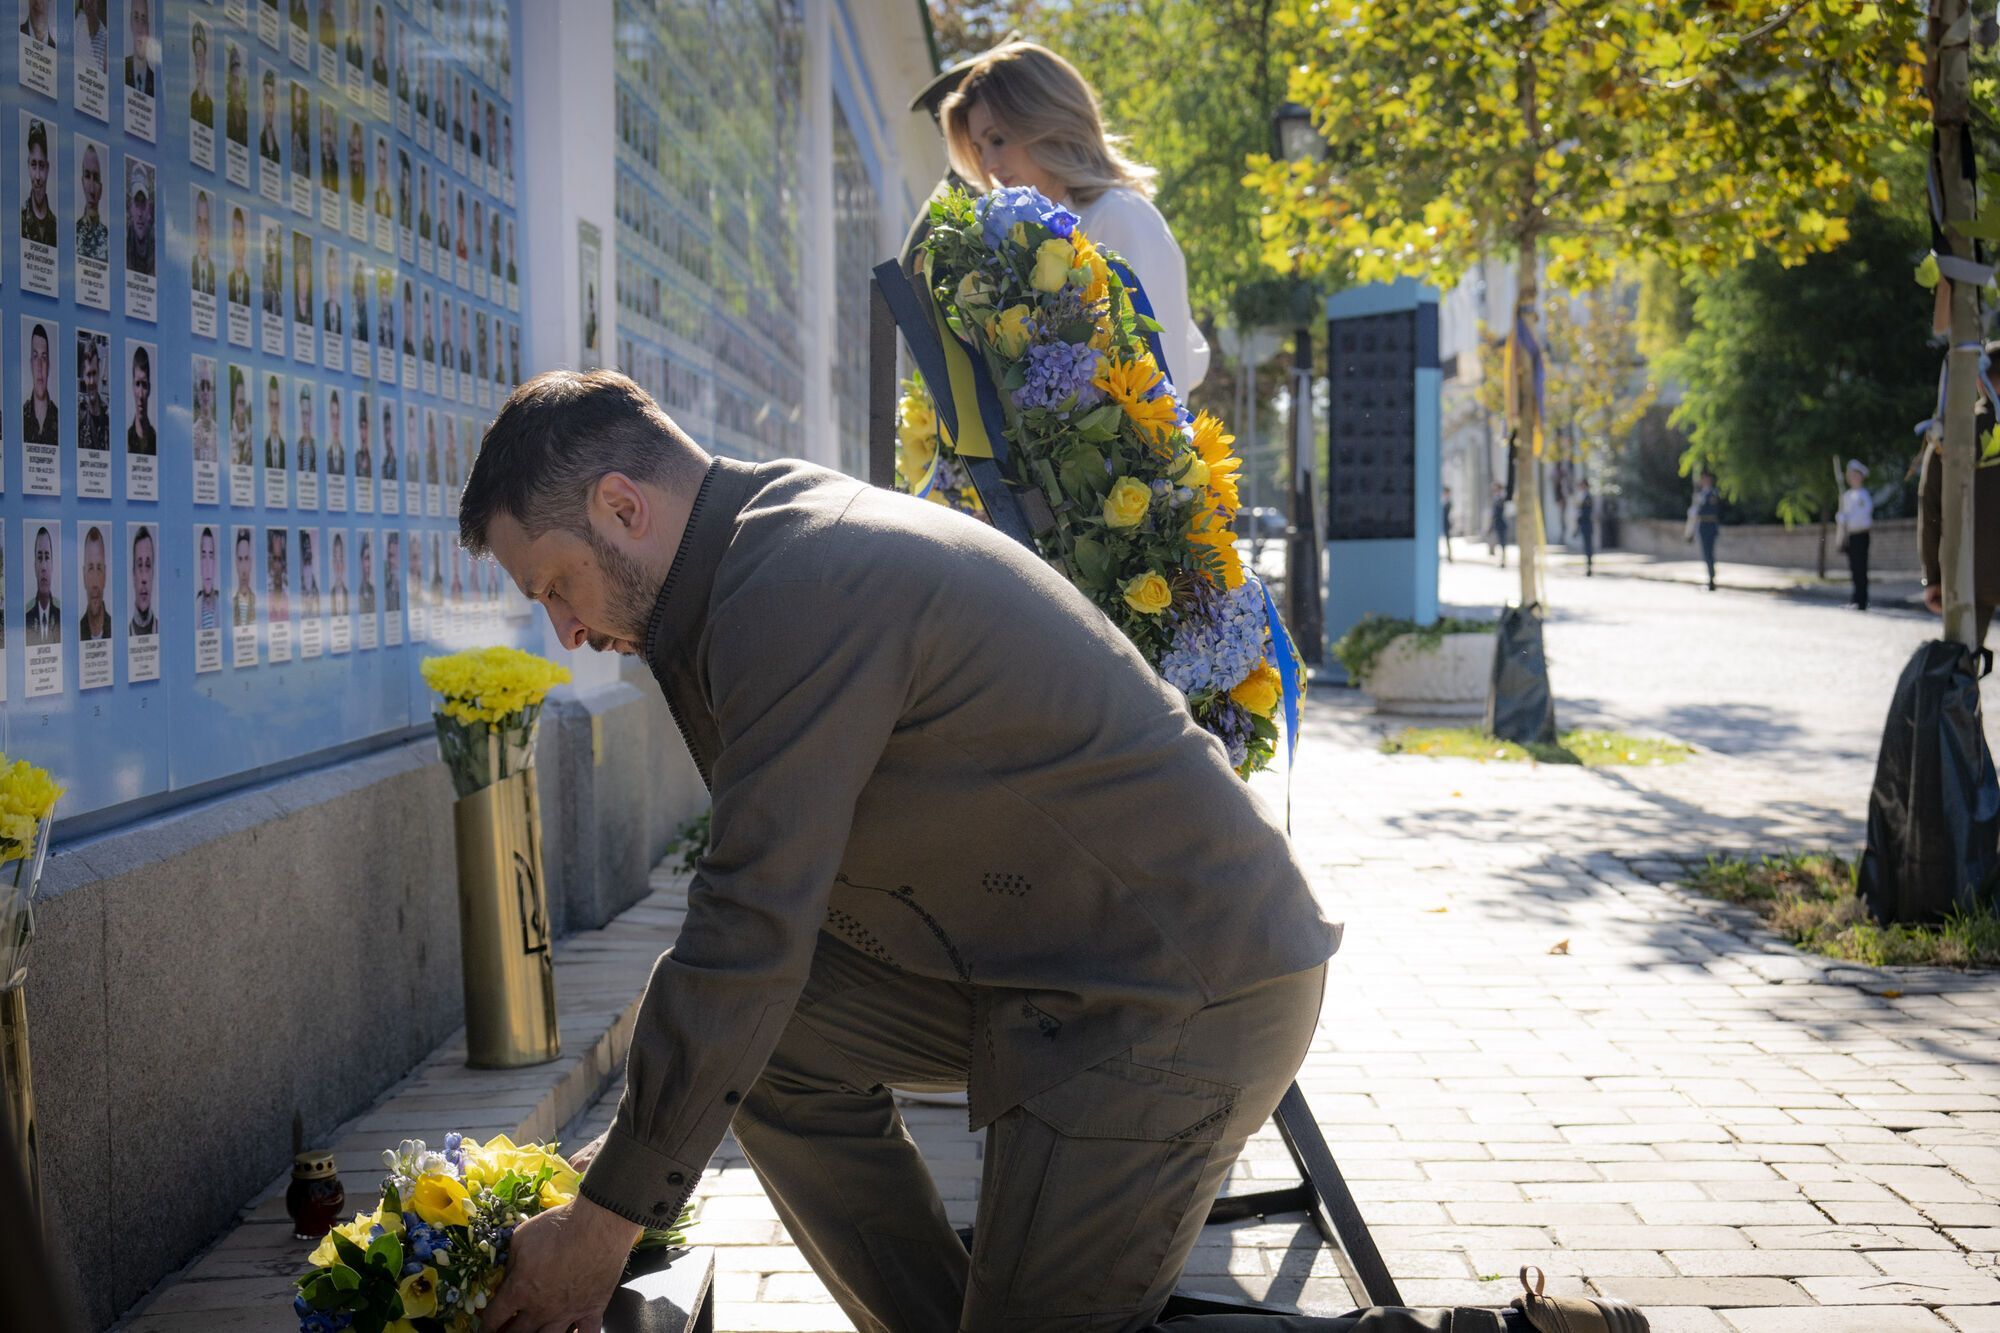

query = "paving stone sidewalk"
[567, 689, 2000, 1333]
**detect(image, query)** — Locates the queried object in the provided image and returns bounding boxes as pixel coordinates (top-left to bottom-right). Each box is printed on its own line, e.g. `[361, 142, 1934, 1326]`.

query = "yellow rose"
[992, 304, 1034, 359]
[897, 391, 936, 442]
[898, 426, 938, 478]
[397, 1266, 440, 1319]
[1009, 221, 1030, 248]
[1231, 662, 1282, 718]
[539, 1177, 577, 1210]
[1031, 238, 1074, 293]
[1177, 453, 1210, 490]
[1122, 571, 1173, 615]
[409, 1172, 473, 1228]
[956, 270, 995, 309]
[1102, 476, 1153, 529]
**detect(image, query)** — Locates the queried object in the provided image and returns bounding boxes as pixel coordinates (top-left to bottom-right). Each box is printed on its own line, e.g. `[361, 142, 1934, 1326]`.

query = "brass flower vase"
[446, 721, 559, 1068]
[1, 985, 37, 1220]
[0, 816, 54, 1221]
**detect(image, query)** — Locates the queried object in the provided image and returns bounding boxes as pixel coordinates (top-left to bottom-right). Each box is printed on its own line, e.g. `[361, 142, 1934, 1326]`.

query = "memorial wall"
[2, 0, 530, 825]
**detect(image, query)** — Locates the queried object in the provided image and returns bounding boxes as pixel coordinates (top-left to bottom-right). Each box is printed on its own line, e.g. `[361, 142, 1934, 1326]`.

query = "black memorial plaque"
[1325, 304, 1436, 541]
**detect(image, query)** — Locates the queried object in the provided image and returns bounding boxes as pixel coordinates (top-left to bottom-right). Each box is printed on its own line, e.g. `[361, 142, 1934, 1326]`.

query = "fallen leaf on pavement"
[1548, 939, 1570, 955]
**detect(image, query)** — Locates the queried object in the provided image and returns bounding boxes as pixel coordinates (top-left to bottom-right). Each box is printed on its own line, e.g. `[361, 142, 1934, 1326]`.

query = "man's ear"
[594, 471, 649, 537]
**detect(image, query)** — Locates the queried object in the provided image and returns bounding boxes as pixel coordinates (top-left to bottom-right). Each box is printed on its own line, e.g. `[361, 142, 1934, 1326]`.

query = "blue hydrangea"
[976, 187, 1079, 250]
[1207, 700, 1254, 770]
[1160, 580, 1269, 699]
[1015, 341, 1103, 412]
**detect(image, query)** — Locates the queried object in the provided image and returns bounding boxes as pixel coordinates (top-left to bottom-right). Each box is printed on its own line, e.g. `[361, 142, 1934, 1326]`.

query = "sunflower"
[1188, 510, 1246, 590]
[1189, 411, 1243, 511]
[1093, 355, 1179, 445]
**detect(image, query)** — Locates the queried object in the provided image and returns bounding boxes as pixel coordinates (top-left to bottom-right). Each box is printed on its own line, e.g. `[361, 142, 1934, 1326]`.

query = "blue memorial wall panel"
[5, 0, 532, 824]
[612, 0, 805, 463]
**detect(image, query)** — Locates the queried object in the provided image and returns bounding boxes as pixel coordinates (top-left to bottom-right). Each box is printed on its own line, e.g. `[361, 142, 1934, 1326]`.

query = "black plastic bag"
[1484, 605, 1557, 745]
[1858, 639, 2000, 924]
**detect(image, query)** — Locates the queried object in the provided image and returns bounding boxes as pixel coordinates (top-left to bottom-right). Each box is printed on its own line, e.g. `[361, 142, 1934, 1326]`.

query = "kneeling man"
[471, 371, 1338, 1333]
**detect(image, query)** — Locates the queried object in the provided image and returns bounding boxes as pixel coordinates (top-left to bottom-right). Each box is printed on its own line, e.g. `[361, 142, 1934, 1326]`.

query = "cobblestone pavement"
[568, 564, 2000, 1332]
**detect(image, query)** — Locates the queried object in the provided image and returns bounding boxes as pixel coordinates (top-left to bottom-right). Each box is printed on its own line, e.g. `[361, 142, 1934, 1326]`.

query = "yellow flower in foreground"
[1189, 513, 1246, 589]
[956, 270, 995, 310]
[422, 647, 572, 726]
[308, 1211, 385, 1268]
[410, 1172, 473, 1228]
[398, 1266, 440, 1319]
[0, 759, 62, 860]
[896, 390, 936, 448]
[898, 426, 938, 481]
[1122, 571, 1173, 615]
[1190, 412, 1242, 511]
[1175, 451, 1210, 491]
[1071, 231, 1112, 303]
[1093, 356, 1178, 445]
[1031, 238, 1074, 293]
[1231, 661, 1282, 718]
[1916, 253, 1941, 290]
[1102, 476, 1153, 530]
[992, 304, 1034, 359]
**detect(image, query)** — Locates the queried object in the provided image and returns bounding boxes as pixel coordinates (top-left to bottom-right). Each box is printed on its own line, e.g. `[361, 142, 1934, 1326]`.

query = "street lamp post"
[1271, 102, 1325, 664]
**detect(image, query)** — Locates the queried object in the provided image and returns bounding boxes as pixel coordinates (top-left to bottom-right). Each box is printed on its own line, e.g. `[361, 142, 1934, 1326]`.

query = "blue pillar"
[1322, 279, 1440, 674]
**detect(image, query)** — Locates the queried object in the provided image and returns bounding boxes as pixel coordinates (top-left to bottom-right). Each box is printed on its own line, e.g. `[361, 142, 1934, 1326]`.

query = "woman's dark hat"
[909, 30, 1024, 117]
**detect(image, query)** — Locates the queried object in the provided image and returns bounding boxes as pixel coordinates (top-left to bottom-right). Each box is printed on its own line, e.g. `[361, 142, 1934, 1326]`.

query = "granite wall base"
[28, 671, 702, 1329]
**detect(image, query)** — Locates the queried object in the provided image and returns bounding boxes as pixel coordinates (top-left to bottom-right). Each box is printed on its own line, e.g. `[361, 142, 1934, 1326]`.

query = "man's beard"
[581, 527, 658, 653]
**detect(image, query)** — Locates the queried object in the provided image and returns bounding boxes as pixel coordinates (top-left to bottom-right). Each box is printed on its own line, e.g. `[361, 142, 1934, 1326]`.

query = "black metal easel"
[868, 279, 1401, 1314]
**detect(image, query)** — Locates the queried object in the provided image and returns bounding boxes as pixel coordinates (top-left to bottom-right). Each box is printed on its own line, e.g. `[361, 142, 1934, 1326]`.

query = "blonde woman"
[941, 41, 1211, 393]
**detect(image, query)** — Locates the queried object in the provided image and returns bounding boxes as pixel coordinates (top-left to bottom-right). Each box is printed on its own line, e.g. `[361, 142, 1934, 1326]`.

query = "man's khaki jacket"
[579, 457, 1340, 1228]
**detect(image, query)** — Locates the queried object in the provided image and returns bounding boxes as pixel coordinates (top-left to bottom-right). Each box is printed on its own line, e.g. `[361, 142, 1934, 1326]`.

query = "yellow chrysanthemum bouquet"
[293, 1133, 686, 1333]
[0, 758, 63, 992]
[419, 647, 571, 799]
[905, 187, 1298, 775]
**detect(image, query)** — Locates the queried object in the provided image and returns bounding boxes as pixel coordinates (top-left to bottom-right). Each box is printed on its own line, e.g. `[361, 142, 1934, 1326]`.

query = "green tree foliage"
[1543, 282, 1656, 469]
[1669, 197, 1935, 525]
[1245, 0, 1923, 292]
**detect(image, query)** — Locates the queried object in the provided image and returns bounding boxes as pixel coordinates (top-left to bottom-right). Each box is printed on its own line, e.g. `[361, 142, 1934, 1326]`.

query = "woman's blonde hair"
[939, 41, 1155, 207]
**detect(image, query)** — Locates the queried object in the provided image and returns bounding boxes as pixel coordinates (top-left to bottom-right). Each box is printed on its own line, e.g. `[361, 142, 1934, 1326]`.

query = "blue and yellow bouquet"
[292, 1133, 684, 1333]
[906, 186, 1298, 775]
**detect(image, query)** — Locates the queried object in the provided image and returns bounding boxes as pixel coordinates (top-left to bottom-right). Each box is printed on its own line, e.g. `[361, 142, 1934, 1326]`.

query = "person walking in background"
[938, 40, 1210, 393]
[1574, 478, 1596, 577]
[1441, 484, 1455, 563]
[1688, 469, 1721, 591]
[1488, 481, 1508, 566]
[1837, 460, 1873, 611]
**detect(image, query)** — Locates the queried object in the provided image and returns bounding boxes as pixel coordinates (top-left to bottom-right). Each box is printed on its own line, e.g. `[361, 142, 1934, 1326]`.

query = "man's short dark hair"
[25, 119, 46, 156]
[458, 369, 704, 556]
[235, 528, 251, 551]
[132, 344, 149, 377]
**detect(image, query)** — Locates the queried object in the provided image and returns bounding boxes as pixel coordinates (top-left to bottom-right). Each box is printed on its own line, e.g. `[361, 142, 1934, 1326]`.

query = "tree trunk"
[1935, 0, 1980, 649]
[1515, 248, 1546, 609]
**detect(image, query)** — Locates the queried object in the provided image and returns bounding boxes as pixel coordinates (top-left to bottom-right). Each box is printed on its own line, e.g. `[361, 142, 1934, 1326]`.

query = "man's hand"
[479, 1195, 640, 1333]
[1926, 583, 1944, 615]
[568, 1132, 607, 1174]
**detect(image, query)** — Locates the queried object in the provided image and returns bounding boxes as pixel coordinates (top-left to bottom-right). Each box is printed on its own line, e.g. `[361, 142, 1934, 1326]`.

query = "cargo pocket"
[971, 1056, 1239, 1320]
